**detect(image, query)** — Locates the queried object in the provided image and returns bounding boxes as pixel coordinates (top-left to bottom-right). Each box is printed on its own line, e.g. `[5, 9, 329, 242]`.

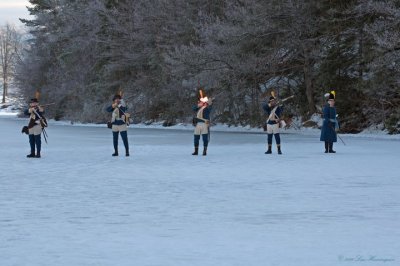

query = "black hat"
[112, 94, 122, 101]
[324, 91, 335, 101]
[30, 98, 38, 103]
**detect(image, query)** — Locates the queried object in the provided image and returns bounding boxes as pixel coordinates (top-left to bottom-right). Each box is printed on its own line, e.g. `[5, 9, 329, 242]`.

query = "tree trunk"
[1, 80, 7, 103]
[303, 47, 316, 115]
[2, 76, 6, 103]
[358, 26, 364, 80]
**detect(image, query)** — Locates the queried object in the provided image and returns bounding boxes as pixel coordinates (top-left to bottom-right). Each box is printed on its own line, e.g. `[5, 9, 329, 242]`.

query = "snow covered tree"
[14, 0, 400, 133]
[0, 24, 22, 103]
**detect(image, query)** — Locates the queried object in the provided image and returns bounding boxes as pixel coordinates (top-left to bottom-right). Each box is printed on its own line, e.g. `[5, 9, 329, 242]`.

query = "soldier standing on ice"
[24, 98, 46, 158]
[192, 92, 212, 156]
[320, 91, 339, 153]
[262, 94, 283, 155]
[106, 94, 130, 157]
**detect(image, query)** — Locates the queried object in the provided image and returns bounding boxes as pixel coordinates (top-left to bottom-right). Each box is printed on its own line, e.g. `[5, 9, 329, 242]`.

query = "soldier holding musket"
[106, 94, 130, 157]
[192, 90, 212, 156]
[24, 98, 46, 158]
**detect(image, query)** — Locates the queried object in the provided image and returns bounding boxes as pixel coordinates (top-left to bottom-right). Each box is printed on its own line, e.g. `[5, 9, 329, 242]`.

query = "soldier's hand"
[112, 103, 118, 108]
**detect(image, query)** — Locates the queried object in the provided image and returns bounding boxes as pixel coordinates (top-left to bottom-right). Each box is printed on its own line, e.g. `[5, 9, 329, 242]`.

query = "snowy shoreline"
[2, 111, 399, 141]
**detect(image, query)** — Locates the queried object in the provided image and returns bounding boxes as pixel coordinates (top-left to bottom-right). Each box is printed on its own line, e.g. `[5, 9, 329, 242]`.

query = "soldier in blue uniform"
[106, 94, 130, 157]
[262, 96, 283, 154]
[320, 92, 339, 153]
[192, 96, 212, 156]
[24, 98, 45, 158]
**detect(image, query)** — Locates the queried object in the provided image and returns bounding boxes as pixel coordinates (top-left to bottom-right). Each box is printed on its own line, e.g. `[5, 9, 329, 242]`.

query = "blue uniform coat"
[262, 103, 283, 125]
[193, 105, 212, 123]
[320, 104, 338, 142]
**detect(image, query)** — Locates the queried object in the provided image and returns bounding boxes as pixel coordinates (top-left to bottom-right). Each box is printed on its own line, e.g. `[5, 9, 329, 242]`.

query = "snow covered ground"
[0, 115, 399, 266]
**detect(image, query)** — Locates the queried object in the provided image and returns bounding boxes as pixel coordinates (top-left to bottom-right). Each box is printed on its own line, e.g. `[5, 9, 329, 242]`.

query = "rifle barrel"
[39, 103, 56, 107]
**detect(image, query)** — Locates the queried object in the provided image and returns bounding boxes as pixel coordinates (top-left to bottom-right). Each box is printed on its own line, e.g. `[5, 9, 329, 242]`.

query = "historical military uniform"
[24, 98, 45, 158]
[106, 95, 130, 156]
[262, 96, 283, 154]
[320, 92, 339, 153]
[192, 96, 212, 156]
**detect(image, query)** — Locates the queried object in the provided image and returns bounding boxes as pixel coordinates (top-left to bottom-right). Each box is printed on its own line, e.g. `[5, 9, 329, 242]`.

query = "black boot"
[126, 151, 130, 157]
[277, 145, 282, 155]
[265, 145, 272, 154]
[35, 152, 41, 158]
[192, 147, 199, 155]
[202, 147, 207, 156]
[329, 143, 336, 153]
[324, 142, 329, 153]
[112, 149, 119, 156]
[27, 153, 35, 158]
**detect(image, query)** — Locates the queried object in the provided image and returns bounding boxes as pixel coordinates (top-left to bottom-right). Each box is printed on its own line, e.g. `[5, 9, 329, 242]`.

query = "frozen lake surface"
[0, 116, 399, 266]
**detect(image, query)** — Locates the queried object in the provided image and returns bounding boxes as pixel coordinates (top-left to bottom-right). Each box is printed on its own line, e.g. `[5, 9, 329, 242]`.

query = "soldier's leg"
[265, 124, 273, 154]
[202, 133, 209, 156]
[112, 130, 119, 156]
[329, 142, 336, 153]
[266, 134, 273, 154]
[324, 142, 329, 153]
[192, 124, 201, 155]
[34, 134, 42, 158]
[120, 130, 129, 156]
[33, 125, 43, 158]
[27, 134, 35, 158]
[272, 124, 281, 154]
[275, 133, 282, 154]
[192, 134, 200, 155]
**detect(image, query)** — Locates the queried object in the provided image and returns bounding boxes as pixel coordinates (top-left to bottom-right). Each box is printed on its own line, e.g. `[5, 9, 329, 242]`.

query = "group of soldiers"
[23, 91, 339, 158]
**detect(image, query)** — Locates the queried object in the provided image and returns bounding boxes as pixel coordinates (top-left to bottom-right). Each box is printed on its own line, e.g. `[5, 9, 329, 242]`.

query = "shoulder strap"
[267, 106, 279, 123]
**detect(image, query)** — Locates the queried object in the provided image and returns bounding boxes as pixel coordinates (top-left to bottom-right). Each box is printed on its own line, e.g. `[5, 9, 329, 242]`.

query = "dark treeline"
[16, 0, 400, 133]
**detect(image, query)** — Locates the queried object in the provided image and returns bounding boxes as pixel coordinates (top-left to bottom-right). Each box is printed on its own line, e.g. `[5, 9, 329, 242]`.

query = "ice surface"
[0, 116, 399, 266]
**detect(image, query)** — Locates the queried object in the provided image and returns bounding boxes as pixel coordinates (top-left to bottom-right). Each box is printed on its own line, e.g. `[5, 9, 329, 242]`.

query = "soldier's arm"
[329, 108, 336, 122]
[106, 105, 115, 112]
[262, 102, 270, 114]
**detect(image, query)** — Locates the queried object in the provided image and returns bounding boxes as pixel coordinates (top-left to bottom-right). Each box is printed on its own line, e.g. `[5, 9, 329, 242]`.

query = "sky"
[0, 0, 32, 26]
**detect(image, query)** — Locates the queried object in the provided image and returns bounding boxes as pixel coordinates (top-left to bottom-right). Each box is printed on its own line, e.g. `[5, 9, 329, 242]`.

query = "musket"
[32, 108, 49, 144]
[39, 103, 56, 107]
[333, 114, 346, 146]
[260, 95, 295, 103]
[336, 132, 346, 146]
[112, 102, 131, 126]
[277, 95, 295, 103]
[328, 123, 346, 146]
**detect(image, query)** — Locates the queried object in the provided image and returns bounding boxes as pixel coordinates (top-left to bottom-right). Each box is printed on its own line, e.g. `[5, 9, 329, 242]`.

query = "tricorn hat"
[30, 98, 39, 103]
